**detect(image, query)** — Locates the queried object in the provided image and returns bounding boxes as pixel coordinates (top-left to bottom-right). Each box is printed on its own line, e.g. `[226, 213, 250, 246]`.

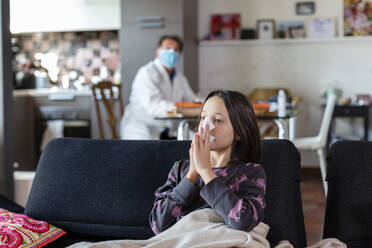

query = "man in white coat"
[120, 35, 197, 140]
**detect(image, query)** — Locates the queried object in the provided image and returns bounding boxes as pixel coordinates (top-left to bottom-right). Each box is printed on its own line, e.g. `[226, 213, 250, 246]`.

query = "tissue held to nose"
[201, 117, 215, 142]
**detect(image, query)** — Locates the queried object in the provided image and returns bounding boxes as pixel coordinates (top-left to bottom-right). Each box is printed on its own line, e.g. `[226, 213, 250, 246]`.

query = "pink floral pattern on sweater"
[228, 199, 246, 223]
[254, 195, 265, 208]
[171, 205, 182, 218]
[247, 200, 258, 222]
[152, 220, 160, 235]
[168, 172, 176, 183]
[252, 178, 266, 192]
[154, 200, 162, 210]
[229, 174, 248, 192]
[247, 163, 261, 168]
[214, 168, 228, 177]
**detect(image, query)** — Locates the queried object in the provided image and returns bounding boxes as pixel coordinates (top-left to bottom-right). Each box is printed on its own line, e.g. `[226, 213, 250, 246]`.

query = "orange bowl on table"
[175, 102, 203, 108]
[253, 103, 270, 115]
[175, 102, 202, 117]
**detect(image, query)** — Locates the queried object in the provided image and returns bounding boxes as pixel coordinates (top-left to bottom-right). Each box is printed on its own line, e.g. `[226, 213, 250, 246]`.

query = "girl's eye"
[214, 119, 222, 123]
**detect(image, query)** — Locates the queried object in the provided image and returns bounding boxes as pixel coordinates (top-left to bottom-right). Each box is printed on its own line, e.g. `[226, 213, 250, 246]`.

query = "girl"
[149, 90, 266, 234]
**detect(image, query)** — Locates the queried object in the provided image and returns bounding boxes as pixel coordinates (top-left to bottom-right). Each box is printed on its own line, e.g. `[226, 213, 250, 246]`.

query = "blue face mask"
[159, 49, 179, 68]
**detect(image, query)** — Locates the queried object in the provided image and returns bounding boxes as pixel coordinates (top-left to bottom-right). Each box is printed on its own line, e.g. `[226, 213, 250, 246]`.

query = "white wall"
[198, 0, 372, 166]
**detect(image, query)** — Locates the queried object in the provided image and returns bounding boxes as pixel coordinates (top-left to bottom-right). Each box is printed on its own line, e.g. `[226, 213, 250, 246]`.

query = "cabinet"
[13, 90, 92, 171]
[13, 95, 35, 170]
[10, 0, 120, 33]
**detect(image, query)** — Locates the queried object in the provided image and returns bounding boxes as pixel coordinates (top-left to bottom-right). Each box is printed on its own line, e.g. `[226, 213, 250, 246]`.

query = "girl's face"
[200, 96, 235, 151]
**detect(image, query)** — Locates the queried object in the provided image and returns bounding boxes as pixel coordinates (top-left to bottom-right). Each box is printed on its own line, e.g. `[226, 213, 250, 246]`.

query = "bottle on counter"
[278, 89, 286, 117]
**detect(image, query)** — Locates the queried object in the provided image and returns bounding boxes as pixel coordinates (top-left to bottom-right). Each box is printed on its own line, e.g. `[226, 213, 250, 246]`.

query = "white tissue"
[202, 117, 215, 142]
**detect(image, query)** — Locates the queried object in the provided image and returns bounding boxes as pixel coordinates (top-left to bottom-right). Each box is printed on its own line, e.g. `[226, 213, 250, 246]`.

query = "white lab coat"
[120, 58, 196, 140]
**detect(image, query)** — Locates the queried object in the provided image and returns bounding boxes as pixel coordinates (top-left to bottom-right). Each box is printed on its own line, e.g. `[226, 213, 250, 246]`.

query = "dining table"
[154, 108, 298, 141]
[154, 115, 198, 140]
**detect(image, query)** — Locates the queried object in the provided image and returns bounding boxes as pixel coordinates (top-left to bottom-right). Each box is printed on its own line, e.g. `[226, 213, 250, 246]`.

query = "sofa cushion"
[0, 208, 66, 247]
[24, 138, 306, 247]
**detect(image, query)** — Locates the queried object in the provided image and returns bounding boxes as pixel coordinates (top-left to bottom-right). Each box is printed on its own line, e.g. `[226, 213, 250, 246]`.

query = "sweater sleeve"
[149, 160, 200, 234]
[200, 163, 266, 232]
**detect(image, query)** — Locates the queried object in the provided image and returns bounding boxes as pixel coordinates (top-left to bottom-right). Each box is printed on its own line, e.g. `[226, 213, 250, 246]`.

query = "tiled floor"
[301, 168, 326, 246]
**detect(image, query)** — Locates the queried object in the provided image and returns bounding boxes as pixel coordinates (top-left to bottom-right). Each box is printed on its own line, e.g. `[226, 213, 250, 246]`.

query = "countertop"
[13, 88, 92, 97]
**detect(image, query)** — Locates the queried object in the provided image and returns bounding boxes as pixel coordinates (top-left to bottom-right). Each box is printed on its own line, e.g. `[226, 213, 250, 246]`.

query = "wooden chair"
[91, 81, 124, 139]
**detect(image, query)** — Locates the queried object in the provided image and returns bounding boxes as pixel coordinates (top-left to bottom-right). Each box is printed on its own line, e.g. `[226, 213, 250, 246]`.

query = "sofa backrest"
[324, 141, 372, 247]
[25, 138, 306, 247]
[261, 139, 306, 247]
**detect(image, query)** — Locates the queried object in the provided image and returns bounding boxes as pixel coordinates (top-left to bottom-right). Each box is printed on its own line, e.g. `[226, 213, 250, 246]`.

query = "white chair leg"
[317, 148, 328, 196]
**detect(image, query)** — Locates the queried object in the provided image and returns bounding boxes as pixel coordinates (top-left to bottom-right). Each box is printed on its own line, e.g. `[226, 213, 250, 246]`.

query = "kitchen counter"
[13, 88, 93, 171]
[13, 88, 92, 97]
[12, 86, 118, 171]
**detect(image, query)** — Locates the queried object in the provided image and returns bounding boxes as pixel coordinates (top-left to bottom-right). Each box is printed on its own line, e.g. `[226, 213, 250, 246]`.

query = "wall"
[198, 0, 372, 166]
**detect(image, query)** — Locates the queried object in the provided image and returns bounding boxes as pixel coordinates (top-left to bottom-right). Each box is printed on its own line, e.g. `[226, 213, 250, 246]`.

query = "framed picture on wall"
[344, 0, 372, 36]
[289, 26, 306, 38]
[296, 2, 316, 15]
[307, 18, 336, 38]
[256, 19, 276, 39]
[277, 20, 305, 38]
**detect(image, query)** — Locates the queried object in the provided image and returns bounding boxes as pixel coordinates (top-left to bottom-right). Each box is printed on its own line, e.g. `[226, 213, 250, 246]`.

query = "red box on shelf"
[210, 14, 241, 40]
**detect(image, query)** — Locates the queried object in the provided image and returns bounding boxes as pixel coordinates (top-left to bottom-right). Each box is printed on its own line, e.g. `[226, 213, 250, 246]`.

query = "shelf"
[199, 36, 372, 47]
[13, 88, 92, 97]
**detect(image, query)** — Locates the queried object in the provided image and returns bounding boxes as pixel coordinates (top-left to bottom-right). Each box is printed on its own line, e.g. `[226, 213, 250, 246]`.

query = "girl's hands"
[193, 125, 216, 184]
[186, 138, 199, 184]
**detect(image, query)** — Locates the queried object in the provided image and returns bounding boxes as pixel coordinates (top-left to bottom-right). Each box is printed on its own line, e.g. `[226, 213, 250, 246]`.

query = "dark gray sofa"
[2, 138, 306, 247]
[324, 141, 372, 248]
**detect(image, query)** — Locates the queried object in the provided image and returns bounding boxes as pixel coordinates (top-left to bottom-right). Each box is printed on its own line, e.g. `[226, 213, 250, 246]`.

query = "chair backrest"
[91, 81, 124, 139]
[317, 93, 337, 146]
[25, 138, 306, 247]
[324, 140, 372, 247]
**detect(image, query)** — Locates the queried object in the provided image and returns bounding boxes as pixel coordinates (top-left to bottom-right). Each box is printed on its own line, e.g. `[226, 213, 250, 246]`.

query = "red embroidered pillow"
[0, 208, 66, 248]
